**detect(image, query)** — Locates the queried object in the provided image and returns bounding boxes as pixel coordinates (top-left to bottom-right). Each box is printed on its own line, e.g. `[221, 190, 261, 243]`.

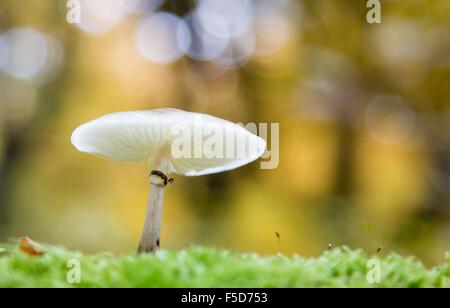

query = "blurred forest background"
[0, 0, 449, 264]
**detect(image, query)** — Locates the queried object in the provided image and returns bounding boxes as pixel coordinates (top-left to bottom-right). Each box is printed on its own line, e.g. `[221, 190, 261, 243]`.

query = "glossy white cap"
[71, 108, 266, 176]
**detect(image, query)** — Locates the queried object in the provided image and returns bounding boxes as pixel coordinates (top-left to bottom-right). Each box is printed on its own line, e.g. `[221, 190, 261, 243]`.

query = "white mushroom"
[71, 108, 266, 253]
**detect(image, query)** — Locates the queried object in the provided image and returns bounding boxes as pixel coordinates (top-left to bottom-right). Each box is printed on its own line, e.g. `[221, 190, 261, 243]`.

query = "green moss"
[0, 244, 449, 288]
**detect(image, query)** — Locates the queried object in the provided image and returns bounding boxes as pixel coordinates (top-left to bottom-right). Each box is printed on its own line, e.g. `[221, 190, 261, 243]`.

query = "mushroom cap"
[71, 108, 266, 176]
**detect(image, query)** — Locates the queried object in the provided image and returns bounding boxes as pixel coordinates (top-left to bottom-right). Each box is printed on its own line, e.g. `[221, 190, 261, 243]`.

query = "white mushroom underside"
[71, 109, 266, 176]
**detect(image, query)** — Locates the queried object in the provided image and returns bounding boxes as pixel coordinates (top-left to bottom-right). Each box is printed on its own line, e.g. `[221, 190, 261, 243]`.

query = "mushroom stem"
[138, 181, 165, 254]
[138, 163, 172, 254]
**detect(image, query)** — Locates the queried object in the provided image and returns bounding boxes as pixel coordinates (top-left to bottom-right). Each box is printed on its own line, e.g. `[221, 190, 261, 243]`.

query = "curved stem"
[137, 182, 165, 254]
[138, 159, 170, 254]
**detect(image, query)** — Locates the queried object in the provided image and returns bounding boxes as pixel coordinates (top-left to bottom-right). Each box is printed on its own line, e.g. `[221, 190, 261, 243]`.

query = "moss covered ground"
[0, 244, 449, 288]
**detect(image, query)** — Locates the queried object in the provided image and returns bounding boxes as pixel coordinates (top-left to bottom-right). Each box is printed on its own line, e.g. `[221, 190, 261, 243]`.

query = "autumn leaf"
[19, 237, 45, 256]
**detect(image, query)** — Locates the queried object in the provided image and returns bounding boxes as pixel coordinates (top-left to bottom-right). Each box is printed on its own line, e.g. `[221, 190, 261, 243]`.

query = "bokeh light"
[212, 27, 255, 69]
[184, 11, 229, 61]
[371, 18, 427, 64]
[197, 0, 253, 38]
[135, 12, 191, 64]
[0, 28, 47, 79]
[0, 27, 64, 83]
[75, 0, 126, 35]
